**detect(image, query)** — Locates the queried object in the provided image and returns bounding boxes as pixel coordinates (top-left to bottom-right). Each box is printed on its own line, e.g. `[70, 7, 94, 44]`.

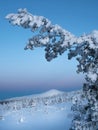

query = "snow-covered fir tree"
[68, 30, 98, 130]
[6, 9, 98, 130]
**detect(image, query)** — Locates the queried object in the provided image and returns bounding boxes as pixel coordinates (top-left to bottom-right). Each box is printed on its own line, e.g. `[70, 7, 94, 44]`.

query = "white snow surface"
[39, 89, 64, 97]
[0, 89, 84, 130]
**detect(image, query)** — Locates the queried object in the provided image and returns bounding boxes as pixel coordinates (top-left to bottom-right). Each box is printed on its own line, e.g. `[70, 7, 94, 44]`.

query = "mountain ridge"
[0, 89, 82, 102]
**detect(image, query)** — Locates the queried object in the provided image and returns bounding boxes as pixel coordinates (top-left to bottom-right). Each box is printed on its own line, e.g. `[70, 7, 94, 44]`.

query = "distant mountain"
[40, 89, 64, 97]
[0, 89, 64, 102]
[0, 89, 83, 107]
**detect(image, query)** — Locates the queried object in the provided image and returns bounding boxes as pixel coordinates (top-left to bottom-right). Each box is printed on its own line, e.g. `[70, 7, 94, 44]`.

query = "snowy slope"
[0, 89, 84, 130]
[40, 89, 64, 97]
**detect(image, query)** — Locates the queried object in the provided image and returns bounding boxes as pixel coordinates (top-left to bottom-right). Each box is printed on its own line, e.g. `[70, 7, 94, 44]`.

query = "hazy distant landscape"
[0, 89, 83, 130]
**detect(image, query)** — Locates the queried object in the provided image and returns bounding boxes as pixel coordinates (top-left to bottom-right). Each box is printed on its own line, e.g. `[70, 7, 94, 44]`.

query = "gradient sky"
[0, 0, 98, 99]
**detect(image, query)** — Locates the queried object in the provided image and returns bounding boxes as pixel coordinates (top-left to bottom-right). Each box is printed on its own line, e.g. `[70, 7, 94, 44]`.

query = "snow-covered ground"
[0, 89, 83, 130]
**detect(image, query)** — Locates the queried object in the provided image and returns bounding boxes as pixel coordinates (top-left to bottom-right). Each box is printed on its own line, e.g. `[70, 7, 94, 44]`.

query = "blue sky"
[0, 0, 98, 99]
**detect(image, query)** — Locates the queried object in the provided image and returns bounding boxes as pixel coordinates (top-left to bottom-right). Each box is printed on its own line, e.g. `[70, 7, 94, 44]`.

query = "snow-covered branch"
[6, 8, 76, 61]
[68, 30, 98, 84]
[6, 8, 98, 84]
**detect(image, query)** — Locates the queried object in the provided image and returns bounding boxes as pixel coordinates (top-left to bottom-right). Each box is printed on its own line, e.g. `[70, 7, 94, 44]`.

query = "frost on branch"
[68, 30, 98, 130]
[6, 9, 98, 84]
[6, 8, 76, 61]
[68, 30, 98, 84]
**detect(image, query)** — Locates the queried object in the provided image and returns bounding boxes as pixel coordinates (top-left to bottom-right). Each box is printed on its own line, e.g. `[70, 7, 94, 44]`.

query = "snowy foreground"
[0, 89, 83, 130]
